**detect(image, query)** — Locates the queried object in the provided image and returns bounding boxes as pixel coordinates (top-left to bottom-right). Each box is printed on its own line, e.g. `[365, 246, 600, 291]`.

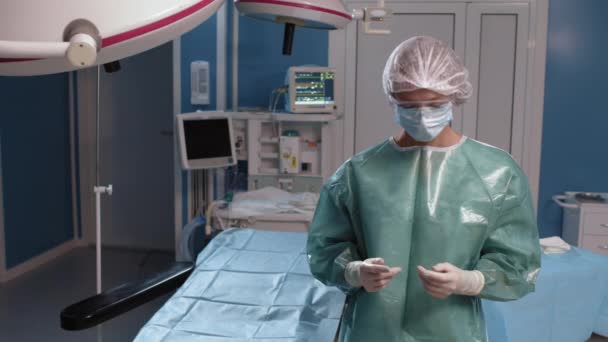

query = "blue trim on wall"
[537, 0, 608, 237]
[0, 73, 74, 268]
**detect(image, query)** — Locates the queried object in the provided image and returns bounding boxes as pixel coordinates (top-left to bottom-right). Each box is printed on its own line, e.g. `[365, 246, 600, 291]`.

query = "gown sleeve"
[475, 168, 542, 301]
[307, 177, 362, 295]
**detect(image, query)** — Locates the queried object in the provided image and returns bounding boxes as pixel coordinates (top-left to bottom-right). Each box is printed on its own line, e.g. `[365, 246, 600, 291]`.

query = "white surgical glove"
[344, 258, 402, 293]
[417, 262, 485, 299]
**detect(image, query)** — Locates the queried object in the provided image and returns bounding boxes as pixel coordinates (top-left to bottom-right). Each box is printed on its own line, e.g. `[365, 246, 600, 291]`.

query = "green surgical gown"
[307, 137, 541, 342]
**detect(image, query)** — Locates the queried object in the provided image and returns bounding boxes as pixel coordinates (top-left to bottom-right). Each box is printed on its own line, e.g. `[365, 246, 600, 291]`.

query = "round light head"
[234, 0, 352, 30]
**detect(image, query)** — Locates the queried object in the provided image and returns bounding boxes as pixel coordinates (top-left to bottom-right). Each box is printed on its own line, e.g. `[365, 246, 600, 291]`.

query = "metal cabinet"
[555, 193, 608, 256]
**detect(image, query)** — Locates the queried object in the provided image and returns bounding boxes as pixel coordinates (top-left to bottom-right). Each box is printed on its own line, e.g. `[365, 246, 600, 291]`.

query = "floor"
[0, 247, 174, 342]
[1, 247, 607, 342]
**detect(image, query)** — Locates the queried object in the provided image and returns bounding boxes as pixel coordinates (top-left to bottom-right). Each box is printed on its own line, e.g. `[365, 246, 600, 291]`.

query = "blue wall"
[0, 74, 73, 268]
[537, 0, 608, 237]
[237, 15, 329, 108]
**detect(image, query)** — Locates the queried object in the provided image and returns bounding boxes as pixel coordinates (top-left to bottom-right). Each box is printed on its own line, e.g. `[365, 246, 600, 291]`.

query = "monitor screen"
[184, 118, 232, 160]
[294, 71, 335, 106]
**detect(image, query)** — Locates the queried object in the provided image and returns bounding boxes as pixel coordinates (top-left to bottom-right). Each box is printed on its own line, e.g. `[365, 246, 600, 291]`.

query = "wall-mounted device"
[280, 130, 300, 174]
[191, 61, 210, 105]
[288, 67, 336, 113]
[177, 113, 236, 170]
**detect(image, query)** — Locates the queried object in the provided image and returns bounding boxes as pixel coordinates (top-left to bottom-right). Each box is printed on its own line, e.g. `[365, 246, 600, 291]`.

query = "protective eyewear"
[391, 99, 451, 109]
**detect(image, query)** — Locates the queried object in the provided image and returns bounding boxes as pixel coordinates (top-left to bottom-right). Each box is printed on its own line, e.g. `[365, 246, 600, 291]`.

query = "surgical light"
[234, 0, 391, 55]
[0, 0, 226, 76]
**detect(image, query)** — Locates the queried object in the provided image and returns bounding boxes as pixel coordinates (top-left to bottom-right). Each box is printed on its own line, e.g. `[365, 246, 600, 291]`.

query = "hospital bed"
[61, 228, 608, 341]
[211, 187, 318, 233]
[484, 246, 608, 341]
[62, 228, 344, 341]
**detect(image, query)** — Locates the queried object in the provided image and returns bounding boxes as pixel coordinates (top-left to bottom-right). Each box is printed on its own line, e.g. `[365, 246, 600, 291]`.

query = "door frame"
[0, 138, 6, 280]
[173, 38, 184, 256]
[329, 0, 549, 210]
[76, 44, 178, 249]
[464, 3, 530, 164]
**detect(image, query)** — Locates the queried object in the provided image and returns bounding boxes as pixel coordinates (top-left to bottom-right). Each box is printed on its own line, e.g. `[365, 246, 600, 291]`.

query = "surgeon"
[307, 36, 541, 342]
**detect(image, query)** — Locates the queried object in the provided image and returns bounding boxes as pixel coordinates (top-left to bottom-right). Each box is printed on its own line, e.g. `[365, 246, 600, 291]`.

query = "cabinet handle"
[601, 224, 608, 229]
[599, 245, 608, 250]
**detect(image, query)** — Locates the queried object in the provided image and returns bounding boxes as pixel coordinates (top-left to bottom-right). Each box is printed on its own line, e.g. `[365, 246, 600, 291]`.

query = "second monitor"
[176, 113, 237, 170]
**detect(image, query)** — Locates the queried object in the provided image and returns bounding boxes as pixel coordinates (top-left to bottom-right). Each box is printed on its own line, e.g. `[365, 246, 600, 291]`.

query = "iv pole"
[93, 65, 113, 341]
[94, 65, 113, 295]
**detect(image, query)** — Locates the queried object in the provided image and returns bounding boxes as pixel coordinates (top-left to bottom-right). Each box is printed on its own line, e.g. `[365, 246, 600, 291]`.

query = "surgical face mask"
[393, 103, 453, 142]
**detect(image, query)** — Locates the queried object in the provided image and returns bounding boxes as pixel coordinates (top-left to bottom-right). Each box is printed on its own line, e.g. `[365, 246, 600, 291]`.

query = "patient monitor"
[177, 113, 236, 170]
[287, 67, 336, 113]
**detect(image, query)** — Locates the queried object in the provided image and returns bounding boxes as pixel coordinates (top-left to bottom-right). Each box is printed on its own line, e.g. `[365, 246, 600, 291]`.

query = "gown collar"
[388, 135, 468, 152]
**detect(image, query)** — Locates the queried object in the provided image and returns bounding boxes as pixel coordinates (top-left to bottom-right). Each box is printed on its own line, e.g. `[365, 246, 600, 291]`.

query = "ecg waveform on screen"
[294, 72, 335, 105]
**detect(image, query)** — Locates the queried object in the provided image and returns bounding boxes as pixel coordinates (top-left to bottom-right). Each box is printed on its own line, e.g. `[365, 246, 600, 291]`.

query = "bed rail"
[60, 262, 194, 330]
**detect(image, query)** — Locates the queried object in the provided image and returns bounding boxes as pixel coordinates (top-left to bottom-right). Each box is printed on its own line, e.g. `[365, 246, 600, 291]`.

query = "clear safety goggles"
[390, 99, 452, 109]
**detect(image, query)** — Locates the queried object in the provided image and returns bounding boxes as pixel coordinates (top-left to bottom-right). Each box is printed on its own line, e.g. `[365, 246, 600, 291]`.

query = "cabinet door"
[353, 3, 466, 153]
[464, 3, 530, 164]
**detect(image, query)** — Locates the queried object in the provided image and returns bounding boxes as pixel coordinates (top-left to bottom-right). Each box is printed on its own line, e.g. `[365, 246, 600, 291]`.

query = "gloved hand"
[345, 258, 402, 292]
[417, 262, 485, 299]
